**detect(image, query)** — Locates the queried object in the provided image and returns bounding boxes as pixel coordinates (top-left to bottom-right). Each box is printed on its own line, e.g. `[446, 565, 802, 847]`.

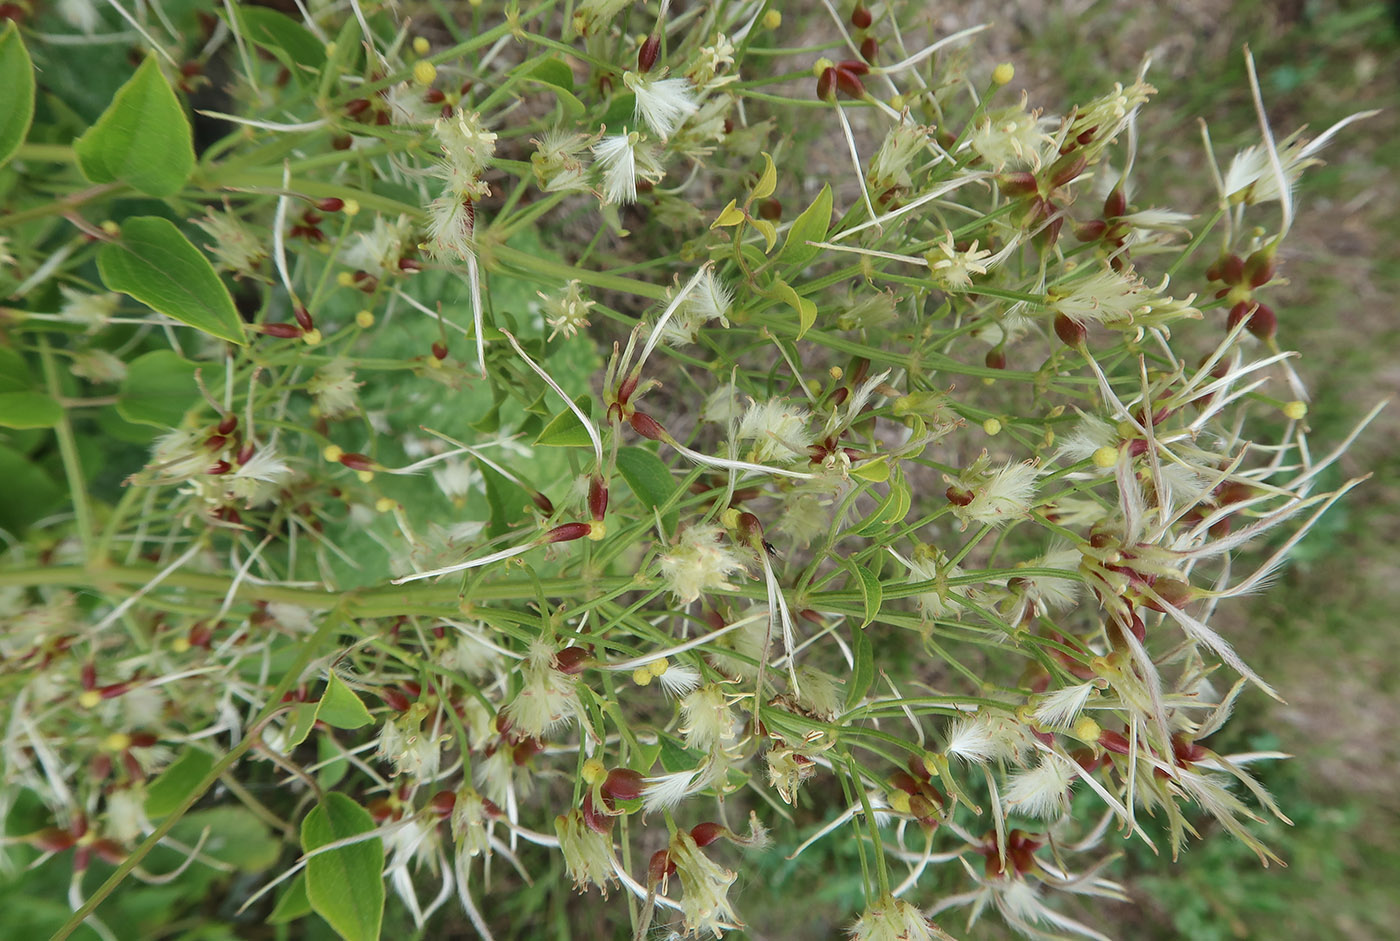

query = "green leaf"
[144, 747, 216, 818]
[778, 183, 832, 269]
[0, 444, 62, 533]
[233, 7, 326, 83]
[74, 54, 194, 198]
[850, 455, 890, 482]
[533, 393, 594, 447]
[99, 217, 246, 345]
[844, 623, 875, 711]
[316, 734, 349, 789]
[285, 701, 320, 749]
[615, 446, 678, 534]
[317, 673, 373, 730]
[116, 350, 198, 427]
[656, 734, 702, 773]
[850, 561, 883, 628]
[772, 279, 818, 340]
[0, 347, 30, 393]
[0, 390, 60, 429]
[268, 871, 313, 925]
[172, 807, 280, 872]
[521, 56, 574, 93]
[752, 151, 777, 200]
[0, 22, 35, 170]
[302, 794, 385, 941]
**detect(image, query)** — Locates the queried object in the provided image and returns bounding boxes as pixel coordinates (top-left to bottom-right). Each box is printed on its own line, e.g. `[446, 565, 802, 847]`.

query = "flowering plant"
[0, 2, 1378, 939]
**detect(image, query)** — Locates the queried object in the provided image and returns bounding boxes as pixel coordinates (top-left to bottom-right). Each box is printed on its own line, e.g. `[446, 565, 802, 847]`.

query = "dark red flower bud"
[837, 59, 870, 76]
[423, 87, 446, 104]
[817, 67, 836, 102]
[985, 349, 1007, 370]
[332, 134, 353, 151]
[531, 491, 555, 515]
[206, 460, 231, 475]
[588, 475, 609, 521]
[431, 340, 448, 360]
[545, 522, 593, 544]
[204, 434, 228, 452]
[129, 732, 159, 748]
[890, 771, 921, 794]
[1054, 313, 1087, 347]
[345, 98, 371, 117]
[603, 768, 645, 802]
[690, 821, 727, 847]
[32, 827, 77, 852]
[398, 258, 423, 273]
[512, 737, 543, 765]
[834, 65, 866, 99]
[379, 687, 411, 712]
[1074, 218, 1108, 242]
[294, 305, 314, 332]
[554, 646, 589, 674]
[998, 171, 1039, 197]
[945, 485, 974, 507]
[859, 36, 878, 62]
[429, 790, 456, 817]
[1103, 187, 1127, 219]
[337, 452, 375, 472]
[628, 410, 667, 441]
[582, 791, 612, 833]
[648, 849, 675, 884]
[1098, 729, 1131, 754]
[1222, 253, 1245, 285]
[1048, 153, 1088, 189]
[258, 322, 303, 338]
[217, 413, 238, 435]
[1227, 301, 1276, 340]
[850, 3, 872, 28]
[638, 34, 661, 72]
[1244, 249, 1276, 287]
[758, 197, 782, 221]
[1172, 737, 1208, 764]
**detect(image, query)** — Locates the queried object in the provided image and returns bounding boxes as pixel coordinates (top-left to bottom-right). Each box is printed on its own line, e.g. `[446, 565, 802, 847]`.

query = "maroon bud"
[545, 522, 593, 544]
[816, 67, 836, 102]
[431, 340, 448, 360]
[129, 732, 158, 748]
[1103, 187, 1127, 219]
[345, 98, 371, 117]
[985, 349, 1006, 370]
[1205, 257, 1225, 282]
[850, 3, 872, 28]
[736, 511, 764, 544]
[837, 59, 870, 76]
[1098, 729, 1131, 754]
[236, 440, 255, 464]
[91, 753, 113, 781]
[638, 34, 661, 73]
[188, 622, 213, 648]
[531, 491, 556, 515]
[1227, 301, 1276, 340]
[512, 737, 543, 765]
[833, 65, 866, 99]
[204, 434, 228, 452]
[1222, 253, 1245, 285]
[998, 171, 1039, 197]
[945, 485, 974, 507]
[628, 411, 667, 441]
[1048, 153, 1088, 189]
[333, 134, 353, 151]
[690, 821, 727, 847]
[859, 36, 878, 61]
[1054, 313, 1087, 347]
[1154, 577, 1192, 608]
[758, 197, 782, 221]
[603, 768, 645, 801]
[648, 849, 675, 884]
[429, 790, 456, 817]
[1074, 219, 1108, 242]
[337, 452, 375, 472]
[32, 827, 77, 852]
[316, 197, 345, 213]
[588, 475, 609, 521]
[258, 322, 303, 338]
[294, 305, 314, 332]
[398, 258, 423, 273]
[217, 413, 238, 435]
[1244, 249, 1276, 287]
[555, 646, 589, 674]
[890, 771, 921, 794]
[582, 791, 613, 834]
[206, 460, 231, 475]
[1172, 738, 1208, 764]
[616, 373, 639, 406]
[423, 87, 446, 104]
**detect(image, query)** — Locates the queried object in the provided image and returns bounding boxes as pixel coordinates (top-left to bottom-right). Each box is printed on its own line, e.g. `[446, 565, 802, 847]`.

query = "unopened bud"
[588, 475, 608, 521]
[850, 3, 872, 29]
[258, 322, 302, 338]
[555, 646, 589, 673]
[1054, 313, 1087, 347]
[546, 522, 594, 544]
[604, 768, 644, 801]
[1103, 187, 1127, 219]
[337, 452, 375, 472]
[412, 60, 437, 86]
[638, 34, 661, 72]
[628, 410, 667, 441]
[991, 62, 1015, 86]
[1282, 400, 1307, 421]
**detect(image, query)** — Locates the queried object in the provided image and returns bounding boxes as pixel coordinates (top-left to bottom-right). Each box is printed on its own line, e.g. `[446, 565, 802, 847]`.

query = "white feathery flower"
[307, 360, 362, 419]
[1055, 413, 1118, 467]
[945, 714, 1032, 764]
[103, 786, 150, 845]
[1031, 681, 1098, 729]
[377, 716, 444, 780]
[658, 523, 747, 605]
[868, 122, 932, 195]
[925, 232, 992, 290]
[193, 209, 266, 277]
[890, 546, 967, 621]
[57, 285, 121, 329]
[434, 111, 497, 180]
[736, 399, 815, 464]
[502, 638, 581, 738]
[148, 428, 217, 483]
[541, 279, 595, 341]
[450, 787, 492, 859]
[592, 130, 663, 205]
[657, 270, 733, 346]
[556, 809, 618, 896]
[383, 82, 437, 126]
[56, 0, 101, 32]
[1015, 544, 1083, 614]
[1002, 754, 1076, 819]
[431, 458, 481, 503]
[642, 768, 704, 813]
[680, 685, 738, 752]
[794, 666, 843, 720]
[71, 349, 127, 384]
[947, 457, 1043, 528]
[531, 129, 592, 193]
[767, 747, 817, 804]
[425, 194, 476, 261]
[702, 383, 743, 424]
[341, 214, 412, 276]
[624, 72, 699, 139]
[971, 98, 1053, 170]
[1048, 265, 1201, 332]
[656, 661, 703, 698]
[228, 446, 291, 507]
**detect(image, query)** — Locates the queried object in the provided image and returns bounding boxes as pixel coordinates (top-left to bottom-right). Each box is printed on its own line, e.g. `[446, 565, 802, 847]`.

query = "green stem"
[38, 337, 93, 560]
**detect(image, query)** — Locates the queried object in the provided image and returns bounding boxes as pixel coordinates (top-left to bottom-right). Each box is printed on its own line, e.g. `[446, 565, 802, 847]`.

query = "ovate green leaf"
[850, 561, 883, 628]
[116, 349, 198, 427]
[615, 446, 678, 534]
[778, 183, 832, 269]
[0, 22, 35, 169]
[74, 54, 194, 197]
[317, 673, 373, 730]
[302, 794, 384, 941]
[844, 623, 875, 712]
[99, 217, 246, 345]
[268, 871, 313, 924]
[0, 391, 60, 429]
[533, 393, 595, 447]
